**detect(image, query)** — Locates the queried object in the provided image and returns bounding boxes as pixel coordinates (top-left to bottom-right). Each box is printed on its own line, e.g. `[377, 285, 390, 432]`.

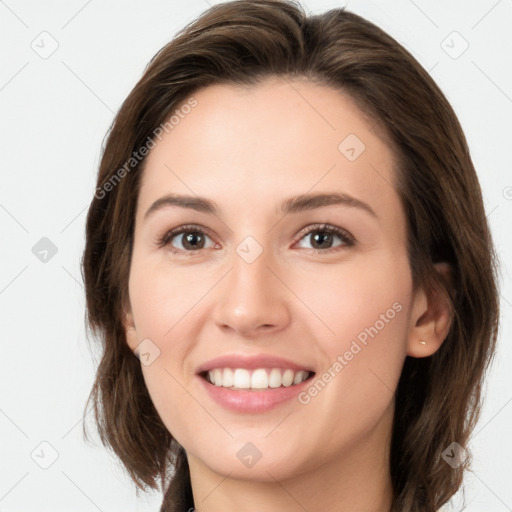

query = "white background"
[0, 0, 511, 511]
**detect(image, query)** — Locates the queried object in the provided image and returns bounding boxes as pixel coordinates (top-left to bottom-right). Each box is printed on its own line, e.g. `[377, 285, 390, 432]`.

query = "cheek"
[139, 363, 202, 451]
[128, 256, 201, 337]
[292, 250, 412, 351]
[293, 251, 412, 417]
[127, 258, 211, 443]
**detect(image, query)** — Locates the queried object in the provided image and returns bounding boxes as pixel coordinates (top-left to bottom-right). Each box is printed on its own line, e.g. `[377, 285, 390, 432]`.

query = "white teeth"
[268, 368, 282, 388]
[206, 368, 311, 390]
[233, 368, 251, 389]
[293, 371, 305, 385]
[214, 368, 223, 386]
[251, 368, 268, 389]
[282, 369, 294, 387]
[223, 368, 234, 387]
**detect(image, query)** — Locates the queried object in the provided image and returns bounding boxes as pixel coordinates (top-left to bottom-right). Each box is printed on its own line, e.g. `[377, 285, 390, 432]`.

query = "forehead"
[137, 77, 401, 224]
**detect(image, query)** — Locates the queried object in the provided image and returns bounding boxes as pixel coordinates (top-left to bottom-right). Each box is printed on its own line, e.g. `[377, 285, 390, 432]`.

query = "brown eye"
[177, 231, 207, 250]
[158, 225, 216, 254]
[295, 224, 355, 253]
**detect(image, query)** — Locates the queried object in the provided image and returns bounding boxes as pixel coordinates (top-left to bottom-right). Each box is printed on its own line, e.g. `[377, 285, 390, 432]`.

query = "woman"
[81, 1, 499, 511]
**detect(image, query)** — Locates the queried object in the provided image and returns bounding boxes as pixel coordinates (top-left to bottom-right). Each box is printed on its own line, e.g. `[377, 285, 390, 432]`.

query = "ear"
[407, 262, 454, 358]
[122, 301, 139, 353]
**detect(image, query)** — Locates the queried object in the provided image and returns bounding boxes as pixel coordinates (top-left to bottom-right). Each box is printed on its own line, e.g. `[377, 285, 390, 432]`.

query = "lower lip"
[197, 373, 314, 413]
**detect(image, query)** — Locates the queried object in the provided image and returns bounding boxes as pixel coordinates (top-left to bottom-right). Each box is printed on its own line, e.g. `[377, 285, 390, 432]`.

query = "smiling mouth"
[200, 368, 315, 391]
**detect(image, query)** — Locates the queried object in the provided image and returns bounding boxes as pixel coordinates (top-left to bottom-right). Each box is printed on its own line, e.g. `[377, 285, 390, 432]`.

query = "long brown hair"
[81, 1, 500, 511]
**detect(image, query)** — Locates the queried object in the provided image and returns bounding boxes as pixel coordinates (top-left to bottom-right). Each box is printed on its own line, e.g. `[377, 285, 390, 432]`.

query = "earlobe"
[122, 308, 139, 353]
[406, 262, 454, 358]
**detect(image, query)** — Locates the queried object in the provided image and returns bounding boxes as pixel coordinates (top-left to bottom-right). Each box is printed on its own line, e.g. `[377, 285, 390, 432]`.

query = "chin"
[187, 439, 307, 482]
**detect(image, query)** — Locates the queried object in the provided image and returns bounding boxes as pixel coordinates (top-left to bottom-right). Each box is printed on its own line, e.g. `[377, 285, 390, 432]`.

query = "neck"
[187, 402, 395, 512]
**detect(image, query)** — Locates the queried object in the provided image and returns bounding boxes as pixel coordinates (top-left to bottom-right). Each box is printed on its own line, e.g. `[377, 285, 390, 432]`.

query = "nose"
[211, 241, 291, 338]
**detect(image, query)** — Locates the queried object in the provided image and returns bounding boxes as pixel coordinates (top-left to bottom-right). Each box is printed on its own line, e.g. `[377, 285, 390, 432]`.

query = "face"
[123, 77, 425, 482]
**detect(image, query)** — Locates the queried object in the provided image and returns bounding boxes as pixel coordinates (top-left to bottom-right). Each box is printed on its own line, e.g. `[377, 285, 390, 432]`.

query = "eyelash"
[156, 223, 355, 256]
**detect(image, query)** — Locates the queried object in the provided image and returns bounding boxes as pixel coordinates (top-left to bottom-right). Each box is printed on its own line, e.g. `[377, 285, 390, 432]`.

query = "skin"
[123, 77, 452, 512]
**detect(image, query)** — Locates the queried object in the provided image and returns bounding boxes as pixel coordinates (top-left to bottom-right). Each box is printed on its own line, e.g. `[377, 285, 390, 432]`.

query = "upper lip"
[196, 354, 315, 374]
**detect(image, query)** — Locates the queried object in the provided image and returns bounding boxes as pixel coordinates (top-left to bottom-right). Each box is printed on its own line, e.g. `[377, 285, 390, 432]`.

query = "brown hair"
[81, 1, 500, 511]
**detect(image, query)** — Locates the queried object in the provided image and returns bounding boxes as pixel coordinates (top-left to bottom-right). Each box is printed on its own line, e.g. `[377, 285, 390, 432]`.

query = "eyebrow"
[144, 191, 377, 220]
